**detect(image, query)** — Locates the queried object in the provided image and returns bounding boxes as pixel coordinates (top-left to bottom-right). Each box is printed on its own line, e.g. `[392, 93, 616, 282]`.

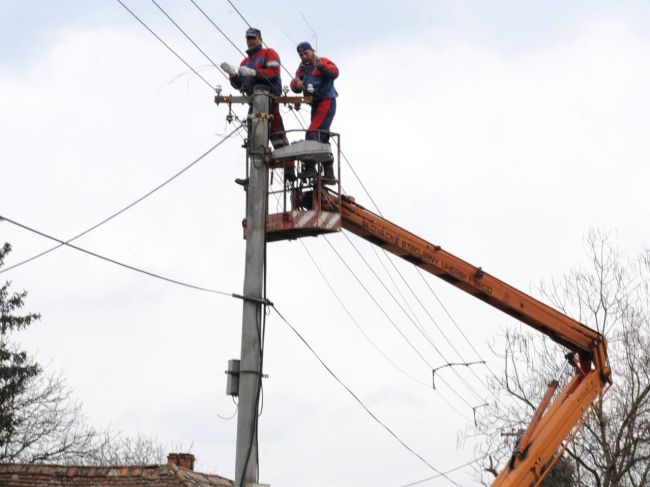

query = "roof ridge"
[0, 462, 164, 469]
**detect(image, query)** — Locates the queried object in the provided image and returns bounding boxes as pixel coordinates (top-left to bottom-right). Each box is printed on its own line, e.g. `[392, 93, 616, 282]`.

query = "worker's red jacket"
[230, 45, 283, 96]
[290, 57, 338, 100]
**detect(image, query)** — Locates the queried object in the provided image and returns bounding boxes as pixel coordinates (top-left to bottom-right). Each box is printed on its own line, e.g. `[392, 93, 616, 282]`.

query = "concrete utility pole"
[234, 87, 270, 487]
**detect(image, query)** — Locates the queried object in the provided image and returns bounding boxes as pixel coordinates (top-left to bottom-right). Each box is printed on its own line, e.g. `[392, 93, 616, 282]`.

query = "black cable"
[189, 0, 247, 57]
[331, 138, 385, 218]
[114, 0, 214, 90]
[149, 0, 229, 80]
[300, 239, 430, 388]
[1, 128, 240, 275]
[370, 244, 422, 326]
[0, 215, 232, 298]
[376, 244, 504, 406]
[341, 232, 486, 406]
[323, 235, 473, 416]
[225, 0, 250, 28]
[399, 453, 491, 487]
[323, 236, 433, 368]
[335, 134, 502, 406]
[335, 135, 503, 407]
[271, 305, 463, 487]
[416, 268, 505, 394]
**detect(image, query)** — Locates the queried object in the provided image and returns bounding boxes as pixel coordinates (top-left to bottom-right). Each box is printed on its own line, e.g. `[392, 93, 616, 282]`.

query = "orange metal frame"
[330, 193, 611, 486]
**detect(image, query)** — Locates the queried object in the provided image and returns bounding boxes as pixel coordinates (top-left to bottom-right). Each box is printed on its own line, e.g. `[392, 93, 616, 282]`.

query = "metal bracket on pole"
[215, 94, 313, 106]
[231, 293, 274, 307]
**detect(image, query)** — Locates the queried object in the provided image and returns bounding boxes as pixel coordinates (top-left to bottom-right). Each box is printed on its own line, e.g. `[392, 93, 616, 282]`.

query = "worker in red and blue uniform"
[229, 28, 295, 182]
[290, 42, 339, 182]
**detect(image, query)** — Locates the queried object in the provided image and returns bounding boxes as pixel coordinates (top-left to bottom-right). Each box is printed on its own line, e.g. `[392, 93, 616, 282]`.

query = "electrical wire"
[1, 128, 241, 275]
[375, 244, 505, 406]
[370, 244, 422, 325]
[149, 0, 229, 79]
[266, 188, 469, 421]
[114, 0, 215, 89]
[323, 235, 473, 416]
[264, 189, 437, 394]
[225, 0, 250, 28]
[189, 0, 247, 58]
[399, 453, 491, 487]
[416, 268, 503, 381]
[0, 215, 232, 298]
[300, 239, 430, 388]
[333, 134, 505, 408]
[323, 236, 433, 369]
[341, 232, 486, 406]
[271, 304, 463, 487]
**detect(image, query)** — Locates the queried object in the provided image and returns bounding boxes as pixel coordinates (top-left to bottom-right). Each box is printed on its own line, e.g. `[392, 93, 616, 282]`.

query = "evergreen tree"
[0, 242, 41, 452]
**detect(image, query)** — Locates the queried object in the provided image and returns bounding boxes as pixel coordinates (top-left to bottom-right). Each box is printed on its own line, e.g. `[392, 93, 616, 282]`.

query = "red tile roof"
[0, 462, 233, 486]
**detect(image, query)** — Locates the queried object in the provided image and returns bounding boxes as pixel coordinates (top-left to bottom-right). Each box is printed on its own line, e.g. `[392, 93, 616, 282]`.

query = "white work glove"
[220, 62, 238, 77]
[238, 66, 257, 77]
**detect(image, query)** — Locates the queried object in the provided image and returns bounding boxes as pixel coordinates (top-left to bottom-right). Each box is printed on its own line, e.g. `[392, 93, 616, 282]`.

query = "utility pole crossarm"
[214, 94, 313, 105]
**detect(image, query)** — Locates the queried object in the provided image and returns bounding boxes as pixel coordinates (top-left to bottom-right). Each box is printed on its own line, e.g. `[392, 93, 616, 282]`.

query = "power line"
[271, 304, 463, 487]
[376, 245, 505, 406]
[0, 215, 233, 298]
[399, 453, 491, 487]
[225, 0, 251, 28]
[0, 127, 241, 275]
[189, 0, 246, 58]
[333, 141, 501, 404]
[149, 0, 229, 79]
[323, 235, 473, 416]
[334, 135, 504, 408]
[323, 235, 433, 369]
[114, 0, 215, 89]
[265, 190, 467, 420]
[300, 239, 430, 388]
[416, 268, 505, 396]
[369, 244, 422, 325]
[341, 232, 487, 406]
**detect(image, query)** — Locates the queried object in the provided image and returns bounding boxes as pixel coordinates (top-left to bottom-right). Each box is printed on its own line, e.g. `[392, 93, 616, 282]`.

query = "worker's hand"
[238, 66, 256, 77]
[312, 55, 322, 67]
[220, 62, 238, 77]
[293, 78, 304, 91]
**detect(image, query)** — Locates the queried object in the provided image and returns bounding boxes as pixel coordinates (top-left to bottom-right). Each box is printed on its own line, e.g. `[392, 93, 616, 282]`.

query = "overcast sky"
[1, 1, 650, 486]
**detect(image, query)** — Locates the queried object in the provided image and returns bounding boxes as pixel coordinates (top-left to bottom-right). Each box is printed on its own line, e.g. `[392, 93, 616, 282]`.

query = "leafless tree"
[1, 242, 167, 467]
[0, 368, 166, 465]
[469, 231, 650, 486]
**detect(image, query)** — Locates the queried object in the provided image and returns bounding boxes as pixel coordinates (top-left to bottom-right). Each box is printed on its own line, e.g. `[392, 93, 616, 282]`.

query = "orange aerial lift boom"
[217, 91, 611, 486]
[330, 191, 611, 486]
